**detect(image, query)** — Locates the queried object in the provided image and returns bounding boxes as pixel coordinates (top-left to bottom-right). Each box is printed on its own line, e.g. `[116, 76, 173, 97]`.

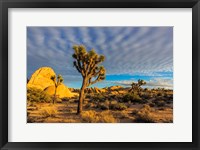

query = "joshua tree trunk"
[77, 78, 87, 114]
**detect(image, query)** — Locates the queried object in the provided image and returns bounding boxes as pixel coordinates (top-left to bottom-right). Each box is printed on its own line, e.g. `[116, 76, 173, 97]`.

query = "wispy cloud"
[146, 78, 173, 89]
[27, 27, 173, 88]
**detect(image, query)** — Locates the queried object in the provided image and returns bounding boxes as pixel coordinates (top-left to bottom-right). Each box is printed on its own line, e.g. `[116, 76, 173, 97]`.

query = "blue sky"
[27, 27, 173, 89]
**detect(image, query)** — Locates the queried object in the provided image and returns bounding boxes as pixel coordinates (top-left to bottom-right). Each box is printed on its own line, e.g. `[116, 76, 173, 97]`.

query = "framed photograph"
[0, 0, 199, 149]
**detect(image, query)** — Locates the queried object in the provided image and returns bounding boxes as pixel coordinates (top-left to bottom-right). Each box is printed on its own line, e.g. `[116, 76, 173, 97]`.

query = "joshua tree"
[72, 45, 106, 114]
[129, 79, 146, 93]
[50, 74, 64, 104]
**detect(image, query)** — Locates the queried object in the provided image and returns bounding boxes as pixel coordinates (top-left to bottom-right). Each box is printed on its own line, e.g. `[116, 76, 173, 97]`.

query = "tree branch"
[74, 61, 81, 73]
[88, 73, 103, 86]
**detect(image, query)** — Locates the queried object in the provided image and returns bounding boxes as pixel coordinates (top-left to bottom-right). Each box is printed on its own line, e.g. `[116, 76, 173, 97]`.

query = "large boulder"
[44, 83, 78, 98]
[27, 67, 77, 98]
[27, 67, 56, 90]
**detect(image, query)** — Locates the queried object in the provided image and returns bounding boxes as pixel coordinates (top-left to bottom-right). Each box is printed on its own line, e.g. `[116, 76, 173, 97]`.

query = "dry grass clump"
[40, 106, 58, 118]
[134, 104, 156, 123]
[113, 110, 130, 119]
[81, 110, 117, 123]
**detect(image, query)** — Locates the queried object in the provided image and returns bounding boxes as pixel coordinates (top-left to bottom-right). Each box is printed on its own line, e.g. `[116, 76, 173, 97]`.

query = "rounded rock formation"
[44, 83, 77, 98]
[27, 67, 77, 98]
[27, 67, 56, 90]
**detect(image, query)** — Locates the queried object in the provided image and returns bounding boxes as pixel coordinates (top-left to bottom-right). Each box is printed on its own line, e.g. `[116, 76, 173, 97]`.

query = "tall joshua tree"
[129, 79, 146, 93]
[72, 45, 106, 114]
[50, 74, 64, 104]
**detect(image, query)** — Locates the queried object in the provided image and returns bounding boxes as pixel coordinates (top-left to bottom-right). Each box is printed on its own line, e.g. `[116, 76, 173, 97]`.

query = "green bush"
[97, 103, 109, 110]
[85, 103, 95, 109]
[122, 93, 142, 103]
[27, 87, 52, 103]
[97, 100, 110, 110]
[155, 100, 166, 107]
[92, 94, 106, 102]
[109, 101, 127, 110]
[56, 98, 62, 103]
[149, 103, 156, 107]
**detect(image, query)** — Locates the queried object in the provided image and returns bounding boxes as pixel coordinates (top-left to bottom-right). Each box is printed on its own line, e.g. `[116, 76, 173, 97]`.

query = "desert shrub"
[81, 110, 117, 123]
[166, 99, 173, 104]
[117, 103, 127, 110]
[110, 94, 116, 99]
[40, 106, 58, 118]
[85, 103, 95, 109]
[27, 87, 52, 103]
[157, 92, 163, 96]
[85, 94, 93, 99]
[109, 101, 127, 110]
[56, 98, 62, 103]
[114, 111, 129, 119]
[64, 108, 73, 113]
[122, 93, 142, 103]
[131, 109, 138, 115]
[126, 100, 132, 108]
[149, 103, 156, 107]
[100, 111, 117, 123]
[155, 100, 166, 107]
[142, 93, 150, 99]
[62, 97, 69, 101]
[27, 117, 35, 123]
[73, 95, 79, 99]
[158, 107, 165, 111]
[92, 94, 106, 102]
[122, 93, 132, 102]
[134, 104, 156, 123]
[97, 100, 110, 110]
[97, 103, 109, 110]
[27, 101, 36, 107]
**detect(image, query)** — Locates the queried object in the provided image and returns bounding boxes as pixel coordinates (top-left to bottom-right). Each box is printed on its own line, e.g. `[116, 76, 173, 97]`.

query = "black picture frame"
[0, 0, 199, 149]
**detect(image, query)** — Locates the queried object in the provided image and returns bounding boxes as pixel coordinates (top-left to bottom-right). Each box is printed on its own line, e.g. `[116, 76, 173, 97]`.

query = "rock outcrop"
[108, 85, 122, 91]
[27, 67, 77, 98]
[27, 67, 56, 90]
[85, 87, 106, 93]
[44, 83, 77, 98]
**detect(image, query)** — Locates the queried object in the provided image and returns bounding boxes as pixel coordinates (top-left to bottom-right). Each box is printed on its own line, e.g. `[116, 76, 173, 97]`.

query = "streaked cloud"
[27, 27, 173, 88]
